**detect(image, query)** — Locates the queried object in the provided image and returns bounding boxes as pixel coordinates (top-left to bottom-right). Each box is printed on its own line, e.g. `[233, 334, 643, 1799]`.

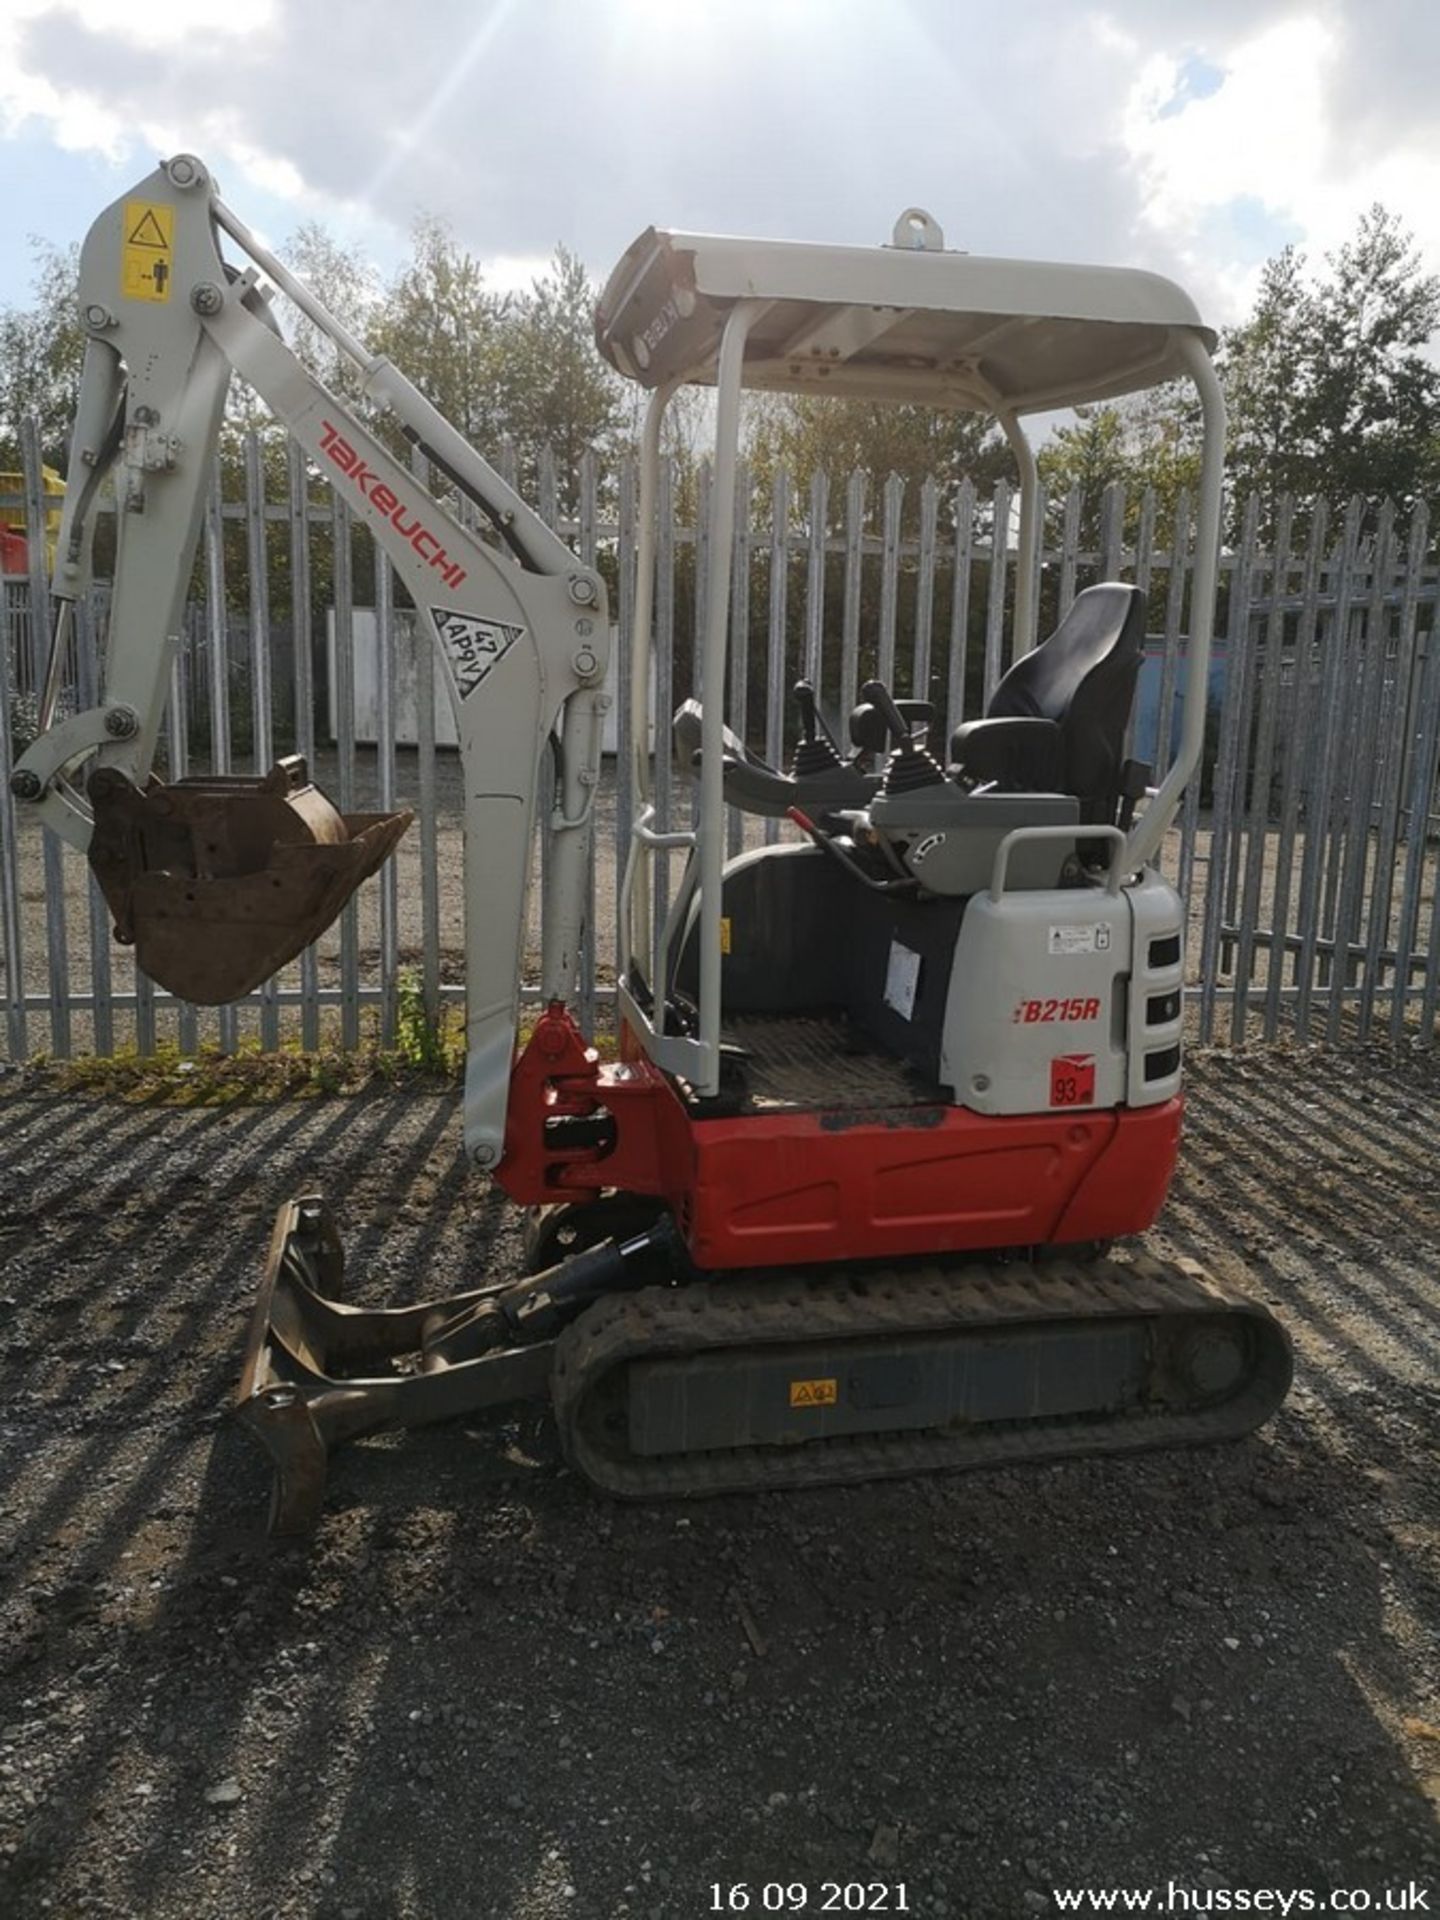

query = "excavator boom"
[11, 153, 610, 1167]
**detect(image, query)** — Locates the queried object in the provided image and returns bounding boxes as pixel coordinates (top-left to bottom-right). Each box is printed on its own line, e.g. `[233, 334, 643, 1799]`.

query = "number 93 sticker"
[1050, 1053, 1096, 1106]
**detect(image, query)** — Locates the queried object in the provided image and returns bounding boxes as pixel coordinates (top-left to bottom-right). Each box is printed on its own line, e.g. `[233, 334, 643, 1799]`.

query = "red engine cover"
[684, 1098, 1182, 1270]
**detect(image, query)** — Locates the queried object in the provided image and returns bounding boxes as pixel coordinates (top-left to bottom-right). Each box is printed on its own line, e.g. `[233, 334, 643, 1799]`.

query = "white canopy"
[595, 215, 1215, 416]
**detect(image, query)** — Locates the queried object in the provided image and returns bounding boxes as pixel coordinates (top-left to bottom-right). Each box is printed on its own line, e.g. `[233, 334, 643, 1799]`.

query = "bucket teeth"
[86, 756, 412, 1003]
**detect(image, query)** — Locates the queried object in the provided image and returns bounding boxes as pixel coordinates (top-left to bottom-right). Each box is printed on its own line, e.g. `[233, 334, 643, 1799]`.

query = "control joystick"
[860, 680, 950, 795]
[789, 680, 845, 778]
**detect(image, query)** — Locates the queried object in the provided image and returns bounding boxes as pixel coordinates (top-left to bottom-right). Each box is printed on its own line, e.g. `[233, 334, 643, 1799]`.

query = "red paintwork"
[495, 1001, 691, 1205]
[496, 1002, 1182, 1273]
[683, 1097, 1182, 1270]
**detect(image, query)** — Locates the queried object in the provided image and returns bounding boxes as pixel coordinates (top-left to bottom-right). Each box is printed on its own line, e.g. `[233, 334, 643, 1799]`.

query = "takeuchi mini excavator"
[13, 159, 1292, 1531]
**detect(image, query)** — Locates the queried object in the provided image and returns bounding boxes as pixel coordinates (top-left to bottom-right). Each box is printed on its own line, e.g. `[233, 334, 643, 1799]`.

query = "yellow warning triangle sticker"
[128, 210, 168, 248]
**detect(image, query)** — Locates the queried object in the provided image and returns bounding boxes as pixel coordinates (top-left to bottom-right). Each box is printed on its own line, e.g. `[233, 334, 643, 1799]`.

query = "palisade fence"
[3, 415, 1440, 1065]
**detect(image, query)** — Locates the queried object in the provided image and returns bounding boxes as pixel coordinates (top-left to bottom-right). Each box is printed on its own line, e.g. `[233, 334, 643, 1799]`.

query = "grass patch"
[15, 975, 469, 1105]
[22, 1032, 463, 1105]
[1, 973, 618, 1106]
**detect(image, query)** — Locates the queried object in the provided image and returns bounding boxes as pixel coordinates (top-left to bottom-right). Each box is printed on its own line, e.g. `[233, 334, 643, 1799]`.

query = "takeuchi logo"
[318, 421, 467, 590]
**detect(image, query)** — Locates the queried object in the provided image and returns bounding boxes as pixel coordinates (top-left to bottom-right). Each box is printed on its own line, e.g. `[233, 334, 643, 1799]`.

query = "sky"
[0, 0, 1437, 336]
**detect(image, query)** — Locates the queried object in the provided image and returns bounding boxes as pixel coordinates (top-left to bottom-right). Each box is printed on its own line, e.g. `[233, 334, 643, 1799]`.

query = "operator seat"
[950, 582, 1146, 825]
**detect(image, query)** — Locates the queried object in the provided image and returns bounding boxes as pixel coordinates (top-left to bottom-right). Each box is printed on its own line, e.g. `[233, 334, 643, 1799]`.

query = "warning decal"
[1050, 1053, 1096, 1107]
[1048, 922, 1112, 957]
[789, 1378, 838, 1409]
[121, 200, 174, 304]
[129, 209, 169, 247]
[431, 608, 522, 699]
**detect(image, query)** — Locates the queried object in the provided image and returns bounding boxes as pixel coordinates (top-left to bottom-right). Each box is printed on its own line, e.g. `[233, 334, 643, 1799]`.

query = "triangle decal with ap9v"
[431, 608, 524, 699]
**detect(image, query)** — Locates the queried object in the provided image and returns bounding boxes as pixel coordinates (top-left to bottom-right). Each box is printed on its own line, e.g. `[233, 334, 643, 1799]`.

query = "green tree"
[0, 239, 85, 469]
[1038, 383, 1201, 548]
[489, 246, 624, 497]
[747, 394, 1008, 534]
[1221, 206, 1440, 513]
[1037, 405, 1127, 544]
[1218, 246, 1308, 513]
[368, 214, 503, 451]
[279, 221, 379, 403]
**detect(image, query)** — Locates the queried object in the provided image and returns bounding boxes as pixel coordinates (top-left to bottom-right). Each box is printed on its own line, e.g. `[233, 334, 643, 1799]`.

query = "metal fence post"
[21, 418, 72, 1058]
[947, 478, 975, 738]
[841, 471, 866, 719]
[1231, 496, 1294, 1045]
[1197, 493, 1259, 1043]
[1263, 501, 1327, 1041]
[982, 478, 1010, 706]
[764, 467, 791, 849]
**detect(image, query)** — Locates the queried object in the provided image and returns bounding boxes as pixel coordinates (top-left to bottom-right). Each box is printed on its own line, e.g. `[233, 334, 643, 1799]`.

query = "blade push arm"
[12, 154, 610, 1168]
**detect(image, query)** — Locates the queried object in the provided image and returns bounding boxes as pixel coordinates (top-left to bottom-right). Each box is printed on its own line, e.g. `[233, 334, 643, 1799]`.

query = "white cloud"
[482, 254, 558, 296]
[12, 0, 275, 49]
[0, 0, 279, 162]
[0, 0, 1437, 336]
[1113, 7, 1440, 320]
[1119, 16, 1333, 315]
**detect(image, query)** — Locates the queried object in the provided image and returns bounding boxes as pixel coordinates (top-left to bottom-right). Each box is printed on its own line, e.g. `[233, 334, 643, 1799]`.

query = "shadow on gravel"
[0, 1052, 1437, 1920]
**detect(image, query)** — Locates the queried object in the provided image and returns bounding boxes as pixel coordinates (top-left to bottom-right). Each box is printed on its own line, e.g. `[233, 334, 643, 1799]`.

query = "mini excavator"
[12, 160, 1292, 1530]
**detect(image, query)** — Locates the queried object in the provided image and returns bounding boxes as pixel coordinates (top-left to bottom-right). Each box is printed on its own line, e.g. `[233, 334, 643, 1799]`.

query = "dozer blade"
[86, 755, 412, 1003]
[236, 1196, 552, 1534]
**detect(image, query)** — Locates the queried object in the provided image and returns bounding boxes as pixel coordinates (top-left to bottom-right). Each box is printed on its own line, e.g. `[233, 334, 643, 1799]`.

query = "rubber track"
[551, 1253, 1294, 1500]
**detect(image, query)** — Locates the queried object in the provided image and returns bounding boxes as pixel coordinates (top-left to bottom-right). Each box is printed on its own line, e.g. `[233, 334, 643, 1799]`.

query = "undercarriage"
[238, 1189, 1292, 1533]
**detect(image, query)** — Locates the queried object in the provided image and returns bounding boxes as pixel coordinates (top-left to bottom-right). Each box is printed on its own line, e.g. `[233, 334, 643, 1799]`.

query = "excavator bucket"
[86, 755, 412, 1004]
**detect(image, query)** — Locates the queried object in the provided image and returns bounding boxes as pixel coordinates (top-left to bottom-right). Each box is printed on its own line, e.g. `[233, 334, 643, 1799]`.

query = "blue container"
[1131, 638, 1228, 767]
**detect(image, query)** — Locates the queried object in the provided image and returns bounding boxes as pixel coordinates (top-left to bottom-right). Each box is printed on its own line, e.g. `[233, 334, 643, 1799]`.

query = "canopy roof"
[595, 214, 1216, 416]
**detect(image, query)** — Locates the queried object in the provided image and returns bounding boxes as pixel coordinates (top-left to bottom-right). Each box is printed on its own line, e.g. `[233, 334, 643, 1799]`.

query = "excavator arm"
[11, 154, 611, 1169]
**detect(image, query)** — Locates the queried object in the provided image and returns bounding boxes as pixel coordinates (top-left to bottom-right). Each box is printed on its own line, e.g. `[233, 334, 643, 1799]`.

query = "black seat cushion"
[951, 582, 1146, 822]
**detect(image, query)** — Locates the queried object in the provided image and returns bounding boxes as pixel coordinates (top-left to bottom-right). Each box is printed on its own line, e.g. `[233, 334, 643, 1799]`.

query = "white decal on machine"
[1048, 923, 1112, 957]
[431, 609, 523, 699]
[883, 941, 921, 1021]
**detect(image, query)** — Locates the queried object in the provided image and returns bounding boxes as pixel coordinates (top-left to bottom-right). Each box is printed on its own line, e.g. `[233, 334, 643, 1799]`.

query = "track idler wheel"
[87, 756, 412, 1003]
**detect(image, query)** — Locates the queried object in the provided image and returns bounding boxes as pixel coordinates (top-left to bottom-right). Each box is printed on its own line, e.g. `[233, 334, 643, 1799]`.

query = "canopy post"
[999, 411, 1040, 658]
[695, 300, 764, 1096]
[620, 377, 681, 999]
[1124, 331, 1226, 872]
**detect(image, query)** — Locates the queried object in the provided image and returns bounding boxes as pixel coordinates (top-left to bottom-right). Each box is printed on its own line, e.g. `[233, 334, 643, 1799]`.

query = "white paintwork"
[940, 866, 1186, 1116]
[1124, 870, 1185, 1107]
[941, 887, 1132, 1115]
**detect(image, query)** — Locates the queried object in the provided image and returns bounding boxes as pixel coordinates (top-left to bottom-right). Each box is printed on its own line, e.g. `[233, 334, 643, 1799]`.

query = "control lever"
[858, 680, 911, 747]
[859, 680, 949, 795]
[787, 807, 917, 893]
[791, 679, 844, 776]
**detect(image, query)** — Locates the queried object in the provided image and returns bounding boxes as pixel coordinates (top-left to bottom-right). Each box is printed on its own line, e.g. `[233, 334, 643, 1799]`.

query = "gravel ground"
[1, 1044, 1438, 1920]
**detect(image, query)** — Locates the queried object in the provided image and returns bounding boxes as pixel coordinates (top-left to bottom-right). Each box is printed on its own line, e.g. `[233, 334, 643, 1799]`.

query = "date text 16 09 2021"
[710, 1887, 910, 1913]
